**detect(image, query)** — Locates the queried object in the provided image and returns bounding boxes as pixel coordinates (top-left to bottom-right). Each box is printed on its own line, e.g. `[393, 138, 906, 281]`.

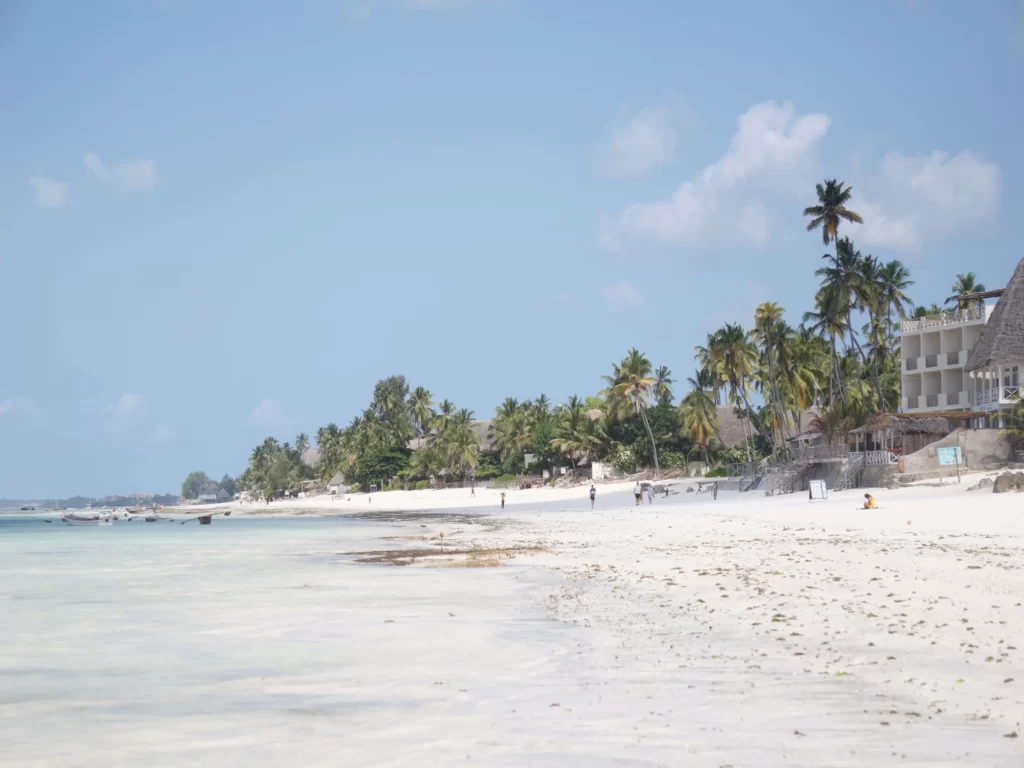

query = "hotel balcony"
[904, 391, 972, 412]
[900, 304, 991, 333]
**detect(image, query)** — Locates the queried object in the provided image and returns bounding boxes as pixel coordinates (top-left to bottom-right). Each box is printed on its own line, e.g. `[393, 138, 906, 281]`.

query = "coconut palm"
[945, 272, 986, 308]
[653, 366, 675, 406]
[407, 386, 434, 436]
[753, 302, 790, 446]
[804, 179, 863, 252]
[492, 397, 531, 462]
[607, 348, 661, 478]
[295, 432, 309, 456]
[803, 285, 849, 407]
[551, 395, 604, 469]
[680, 389, 716, 469]
[706, 324, 774, 454]
[879, 260, 914, 371]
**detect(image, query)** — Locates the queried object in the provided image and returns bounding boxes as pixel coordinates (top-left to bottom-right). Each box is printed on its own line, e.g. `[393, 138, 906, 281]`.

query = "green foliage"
[611, 445, 637, 475]
[413, 480, 430, 490]
[474, 451, 503, 479]
[348, 483, 361, 493]
[659, 451, 688, 470]
[352, 448, 411, 486]
[705, 466, 729, 478]
[181, 471, 211, 500]
[497, 473, 517, 482]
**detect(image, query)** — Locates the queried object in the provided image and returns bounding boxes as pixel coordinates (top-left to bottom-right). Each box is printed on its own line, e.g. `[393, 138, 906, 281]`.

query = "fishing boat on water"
[60, 511, 113, 526]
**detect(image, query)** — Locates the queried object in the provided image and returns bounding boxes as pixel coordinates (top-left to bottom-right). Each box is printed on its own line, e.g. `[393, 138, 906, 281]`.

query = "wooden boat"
[61, 512, 113, 526]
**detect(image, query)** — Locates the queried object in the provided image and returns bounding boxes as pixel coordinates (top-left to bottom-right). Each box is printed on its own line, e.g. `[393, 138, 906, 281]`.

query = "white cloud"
[594, 106, 678, 178]
[152, 424, 175, 441]
[248, 399, 286, 429]
[852, 151, 1001, 254]
[83, 152, 159, 191]
[111, 393, 144, 414]
[104, 393, 145, 432]
[599, 101, 830, 254]
[602, 281, 645, 314]
[28, 175, 69, 208]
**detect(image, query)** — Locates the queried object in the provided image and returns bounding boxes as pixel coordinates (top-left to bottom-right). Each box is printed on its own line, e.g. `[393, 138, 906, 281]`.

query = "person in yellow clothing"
[863, 493, 876, 509]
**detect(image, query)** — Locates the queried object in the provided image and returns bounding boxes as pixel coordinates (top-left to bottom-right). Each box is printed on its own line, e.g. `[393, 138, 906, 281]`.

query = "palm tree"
[803, 287, 849, 407]
[653, 366, 674, 406]
[912, 303, 943, 318]
[295, 432, 309, 456]
[706, 324, 774, 454]
[684, 368, 725, 446]
[879, 260, 914, 373]
[608, 348, 661, 478]
[753, 301, 791, 446]
[680, 389, 716, 469]
[407, 387, 434, 437]
[854, 253, 887, 408]
[946, 272, 986, 309]
[804, 179, 863, 255]
[492, 397, 531, 463]
[815, 237, 874, 407]
[551, 395, 604, 469]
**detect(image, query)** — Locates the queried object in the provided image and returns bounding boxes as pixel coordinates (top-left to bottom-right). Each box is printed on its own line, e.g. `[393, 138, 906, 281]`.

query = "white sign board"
[937, 447, 962, 466]
[808, 479, 828, 501]
[591, 462, 607, 481]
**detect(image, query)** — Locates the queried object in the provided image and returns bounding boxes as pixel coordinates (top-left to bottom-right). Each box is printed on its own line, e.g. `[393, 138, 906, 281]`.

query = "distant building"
[901, 257, 1023, 427]
[327, 472, 346, 494]
[198, 482, 220, 504]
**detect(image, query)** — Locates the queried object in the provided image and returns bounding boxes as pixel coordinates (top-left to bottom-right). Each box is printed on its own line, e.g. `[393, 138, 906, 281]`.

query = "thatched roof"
[301, 447, 321, 467]
[327, 471, 345, 486]
[715, 406, 820, 447]
[965, 258, 1024, 372]
[848, 413, 950, 435]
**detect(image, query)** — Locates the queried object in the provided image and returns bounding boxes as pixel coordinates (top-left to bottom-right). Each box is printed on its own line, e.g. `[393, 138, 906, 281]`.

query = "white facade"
[900, 305, 993, 413]
[900, 304, 1020, 426]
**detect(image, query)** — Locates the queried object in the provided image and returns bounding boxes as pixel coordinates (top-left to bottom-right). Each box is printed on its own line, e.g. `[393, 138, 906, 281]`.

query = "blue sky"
[2, 0, 1022, 497]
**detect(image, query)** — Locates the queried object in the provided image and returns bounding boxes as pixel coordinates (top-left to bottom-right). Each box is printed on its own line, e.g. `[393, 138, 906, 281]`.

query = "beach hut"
[198, 481, 220, 504]
[847, 413, 951, 465]
[327, 472, 346, 495]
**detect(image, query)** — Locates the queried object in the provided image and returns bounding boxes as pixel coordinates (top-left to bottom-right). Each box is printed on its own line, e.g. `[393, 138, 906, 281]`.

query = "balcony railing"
[850, 450, 900, 466]
[925, 354, 938, 368]
[946, 350, 960, 365]
[905, 358, 918, 371]
[975, 386, 1022, 406]
[926, 394, 939, 407]
[900, 305, 986, 333]
[792, 444, 850, 461]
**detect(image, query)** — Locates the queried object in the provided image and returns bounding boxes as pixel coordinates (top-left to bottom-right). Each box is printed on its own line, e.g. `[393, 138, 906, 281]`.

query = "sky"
[2, 0, 1023, 498]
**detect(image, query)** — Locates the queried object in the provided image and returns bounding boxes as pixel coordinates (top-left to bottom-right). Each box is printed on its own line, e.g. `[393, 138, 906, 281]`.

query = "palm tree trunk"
[846, 310, 869, 406]
[739, 388, 774, 453]
[639, 406, 660, 479]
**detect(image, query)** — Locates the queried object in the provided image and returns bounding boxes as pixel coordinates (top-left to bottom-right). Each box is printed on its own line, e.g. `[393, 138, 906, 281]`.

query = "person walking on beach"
[634, 482, 643, 506]
[500, 491, 506, 510]
[470, 483, 475, 498]
[589, 485, 596, 509]
[647, 485, 654, 505]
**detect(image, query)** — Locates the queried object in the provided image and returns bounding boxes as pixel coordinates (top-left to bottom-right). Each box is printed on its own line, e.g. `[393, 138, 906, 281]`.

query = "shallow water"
[1, 514, 573, 767]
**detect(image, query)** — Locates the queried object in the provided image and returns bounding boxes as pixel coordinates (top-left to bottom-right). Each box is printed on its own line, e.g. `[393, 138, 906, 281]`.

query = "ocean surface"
[0, 510, 571, 767]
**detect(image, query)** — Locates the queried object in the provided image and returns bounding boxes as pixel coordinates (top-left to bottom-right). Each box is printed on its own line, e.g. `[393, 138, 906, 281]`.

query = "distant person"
[589, 485, 596, 509]
[471, 483, 476, 498]
[634, 482, 643, 506]
[713, 482, 718, 501]
[863, 493, 876, 510]
[500, 491, 506, 510]
[647, 486, 654, 505]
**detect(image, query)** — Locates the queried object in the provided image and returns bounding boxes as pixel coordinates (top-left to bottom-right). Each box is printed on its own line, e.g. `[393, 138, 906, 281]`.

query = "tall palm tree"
[804, 179, 863, 256]
[706, 324, 774, 454]
[803, 285, 849, 407]
[680, 391, 715, 470]
[684, 368, 725, 446]
[855, 253, 886, 408]
[753, 301, 790, 446]
[295, 432, 309, 456]
[879, 260, 914, 373]
[815, 237, 875, 408]
[608, 348, 661, 478]
[407, 387, 434, 437]
[654, 366, 675, 406]
[946, 272, 986, 309]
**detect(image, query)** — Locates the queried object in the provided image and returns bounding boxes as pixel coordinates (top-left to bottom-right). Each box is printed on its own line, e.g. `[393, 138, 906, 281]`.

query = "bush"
[705, 466, 728, 478]
[413, 480, 430, 490]
[497, 474, 517, 483]
[611, 445, 637, 475]
[348, 483, 362, 493]
[660, 451, 688, 470]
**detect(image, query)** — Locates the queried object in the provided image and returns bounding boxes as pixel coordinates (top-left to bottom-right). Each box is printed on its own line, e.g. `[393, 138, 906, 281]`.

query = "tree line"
[228, 180, 992, 495]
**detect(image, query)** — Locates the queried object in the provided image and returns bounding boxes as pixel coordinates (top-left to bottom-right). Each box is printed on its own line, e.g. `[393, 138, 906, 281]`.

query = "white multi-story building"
[900, 304, 993, 413]
[900, 258, 1023, 428]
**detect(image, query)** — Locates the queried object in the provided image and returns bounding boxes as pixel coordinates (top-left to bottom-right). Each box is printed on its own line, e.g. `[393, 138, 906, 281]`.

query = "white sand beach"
[4, 479, 1023, 767]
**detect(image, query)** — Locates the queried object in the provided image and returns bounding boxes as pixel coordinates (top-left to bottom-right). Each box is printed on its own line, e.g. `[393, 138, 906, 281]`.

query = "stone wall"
[899, 429, 1010, 475]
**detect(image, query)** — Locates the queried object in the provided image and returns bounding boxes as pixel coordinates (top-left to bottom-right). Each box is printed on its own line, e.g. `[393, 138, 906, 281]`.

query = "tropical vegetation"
[225, 179, 993, 493]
